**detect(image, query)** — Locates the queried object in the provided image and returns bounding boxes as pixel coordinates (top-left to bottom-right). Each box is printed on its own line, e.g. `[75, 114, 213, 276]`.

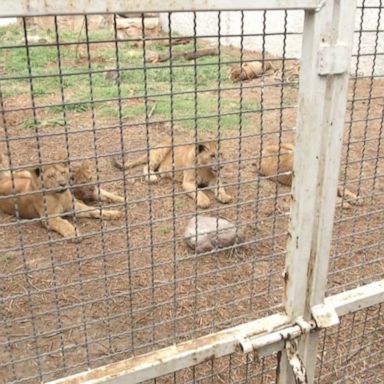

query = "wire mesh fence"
[328, 0, 384, 295]
[0, 1, 383, 384]
[0, 10, 299, 383]
[140, 352, 279, 384]
[315, 303, 383, 383]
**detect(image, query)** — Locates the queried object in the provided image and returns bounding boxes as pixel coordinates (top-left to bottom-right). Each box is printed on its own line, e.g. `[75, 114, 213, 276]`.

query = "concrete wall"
[1, 3, 383, 75]
[0, 17, 16, 26]
[160, 4, 384, 76]
[161, 11, 303, 58]
[352, 4, 384, 76]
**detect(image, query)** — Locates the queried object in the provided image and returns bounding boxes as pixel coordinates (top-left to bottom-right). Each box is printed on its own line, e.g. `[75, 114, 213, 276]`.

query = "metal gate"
[0, 1, 383, 383]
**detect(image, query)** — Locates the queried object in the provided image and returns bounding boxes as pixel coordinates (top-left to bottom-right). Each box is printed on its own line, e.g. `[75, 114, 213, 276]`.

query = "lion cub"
[259, 143, 362, 208]
[113, 139, 232, 208]
[71, 160, 124, 203]
[0, 153, 121, 240]
[259, 143, 294, 186]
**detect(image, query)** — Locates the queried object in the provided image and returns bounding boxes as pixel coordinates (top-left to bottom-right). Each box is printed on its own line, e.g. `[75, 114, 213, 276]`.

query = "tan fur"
[259, 143, 363, 208]
[259, 143, 294, 186]
[71, 160, 124, 203]
[0, 154, 121, 240]
[0, 152, 31, 180]
[112, 139, 232, 208]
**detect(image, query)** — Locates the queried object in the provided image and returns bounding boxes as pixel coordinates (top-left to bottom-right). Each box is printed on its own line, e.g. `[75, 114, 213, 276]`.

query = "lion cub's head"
[70, 160, 95, 201]
[32, 162, 70, 194]
[197, 141, 224, 173]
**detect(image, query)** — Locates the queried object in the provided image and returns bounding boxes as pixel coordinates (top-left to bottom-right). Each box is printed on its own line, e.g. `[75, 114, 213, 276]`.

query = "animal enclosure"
[0, 1, 383, 383]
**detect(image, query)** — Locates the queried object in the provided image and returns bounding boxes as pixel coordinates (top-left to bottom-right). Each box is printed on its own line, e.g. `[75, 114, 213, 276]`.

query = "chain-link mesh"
[142, 352, 279, 384]
[315, 303, 383, 383]
[0, 3, 383, 384]
[328, 0, 384, 295]
[0, 10, 299, 383]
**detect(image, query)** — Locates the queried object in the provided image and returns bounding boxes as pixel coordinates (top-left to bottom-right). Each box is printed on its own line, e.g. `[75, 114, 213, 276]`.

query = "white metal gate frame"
[1, 1, 383, 383]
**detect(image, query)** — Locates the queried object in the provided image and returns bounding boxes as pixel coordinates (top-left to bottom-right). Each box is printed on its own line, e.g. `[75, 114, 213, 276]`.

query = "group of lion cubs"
[0, 138, 359, 241]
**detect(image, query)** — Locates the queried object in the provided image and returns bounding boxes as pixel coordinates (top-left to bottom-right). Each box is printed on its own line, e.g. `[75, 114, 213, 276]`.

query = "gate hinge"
[311, 302, 340, 328]
[318, 44, 350, 75]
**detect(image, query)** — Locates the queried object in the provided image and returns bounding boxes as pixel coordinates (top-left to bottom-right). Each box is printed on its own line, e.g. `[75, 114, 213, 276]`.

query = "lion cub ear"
[198, 143, 209, 153]
[31, 167, 42, 177]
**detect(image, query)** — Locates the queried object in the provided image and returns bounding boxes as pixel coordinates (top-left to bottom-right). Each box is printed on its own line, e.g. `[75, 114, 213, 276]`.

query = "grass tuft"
[1, 24, 258, 132]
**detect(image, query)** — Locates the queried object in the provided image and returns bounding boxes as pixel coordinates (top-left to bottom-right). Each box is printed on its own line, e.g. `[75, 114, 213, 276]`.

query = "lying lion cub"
[71, 160, 124, 203]
[259, 143, 362, 208]
[0, 153, 121, 240]
[259, 143, 294, 186]
[113, 139, 232, 208]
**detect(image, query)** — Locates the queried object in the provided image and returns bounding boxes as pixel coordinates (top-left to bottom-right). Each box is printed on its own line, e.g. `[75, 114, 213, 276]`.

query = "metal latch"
[238, 315, 334, 383]
[318, 44, 350, 75]
[239, 317, 316, 357]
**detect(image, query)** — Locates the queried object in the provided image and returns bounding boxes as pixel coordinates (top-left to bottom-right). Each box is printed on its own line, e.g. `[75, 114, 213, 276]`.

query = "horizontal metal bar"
[324, 280, 384, 317]
[312, 281, 384, 328]
[0, 0, 323, 17]
[6, 317, 282, 384]
[46, 280, 384, 384]
[47, 313, 289, 384]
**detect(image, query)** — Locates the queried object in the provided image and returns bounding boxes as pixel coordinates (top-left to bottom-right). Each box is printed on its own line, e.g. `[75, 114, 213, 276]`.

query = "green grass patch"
[49, 101, 90, 113]
[20, 118, 39, 129]
[20, 117, 65, 129]
[1, 24, 252, 132]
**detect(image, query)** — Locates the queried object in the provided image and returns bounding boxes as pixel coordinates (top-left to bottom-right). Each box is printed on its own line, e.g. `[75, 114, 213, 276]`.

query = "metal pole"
[279, 0, 358, 382]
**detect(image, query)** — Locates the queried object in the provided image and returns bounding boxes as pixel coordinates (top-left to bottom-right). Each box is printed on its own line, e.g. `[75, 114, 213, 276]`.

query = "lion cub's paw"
[218, 193, 233, 204]
[197, 193, 211, 209]
[68, 234, 82, 243]
[104, 209, 122, 219]
[145, 174, 159, 184]
[61, 226, 81, 243]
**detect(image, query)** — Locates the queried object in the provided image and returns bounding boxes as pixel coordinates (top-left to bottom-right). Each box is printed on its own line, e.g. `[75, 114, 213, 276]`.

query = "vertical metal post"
[278, 1, 358, 383]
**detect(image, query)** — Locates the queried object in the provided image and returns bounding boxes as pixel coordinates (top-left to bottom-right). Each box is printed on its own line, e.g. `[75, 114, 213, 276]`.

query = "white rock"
[184, 215, 242, 253]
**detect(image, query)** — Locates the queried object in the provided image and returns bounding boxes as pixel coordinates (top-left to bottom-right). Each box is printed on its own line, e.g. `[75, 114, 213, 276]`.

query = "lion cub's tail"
[112, 154, 148, 170]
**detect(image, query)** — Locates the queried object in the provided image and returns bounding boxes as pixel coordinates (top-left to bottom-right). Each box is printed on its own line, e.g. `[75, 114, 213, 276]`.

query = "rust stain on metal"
[283, 270, 289, 305]
[283, 270, 289, 283]
[286, 340, 308, 384]
[283, 270, 289, 287]
[304, 249, 316, 317]
[276, 350, 282, 382]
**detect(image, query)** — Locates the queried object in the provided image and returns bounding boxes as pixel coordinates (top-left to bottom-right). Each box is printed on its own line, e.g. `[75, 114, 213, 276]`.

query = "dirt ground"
[1, 38, 383, 383]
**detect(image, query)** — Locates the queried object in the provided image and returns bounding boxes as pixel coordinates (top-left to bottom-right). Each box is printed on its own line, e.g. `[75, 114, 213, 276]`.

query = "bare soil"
[0, 46, 383, 383]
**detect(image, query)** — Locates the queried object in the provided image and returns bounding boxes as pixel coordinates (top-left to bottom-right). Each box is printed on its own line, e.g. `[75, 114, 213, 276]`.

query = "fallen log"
[146, 48, 219, 63]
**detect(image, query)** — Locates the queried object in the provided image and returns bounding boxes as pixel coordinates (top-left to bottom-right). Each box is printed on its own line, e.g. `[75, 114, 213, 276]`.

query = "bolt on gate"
[0, 0, 383, 383]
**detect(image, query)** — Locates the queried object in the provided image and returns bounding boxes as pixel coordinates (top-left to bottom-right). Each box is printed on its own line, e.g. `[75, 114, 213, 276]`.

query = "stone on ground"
[184, 215, 242, 253]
